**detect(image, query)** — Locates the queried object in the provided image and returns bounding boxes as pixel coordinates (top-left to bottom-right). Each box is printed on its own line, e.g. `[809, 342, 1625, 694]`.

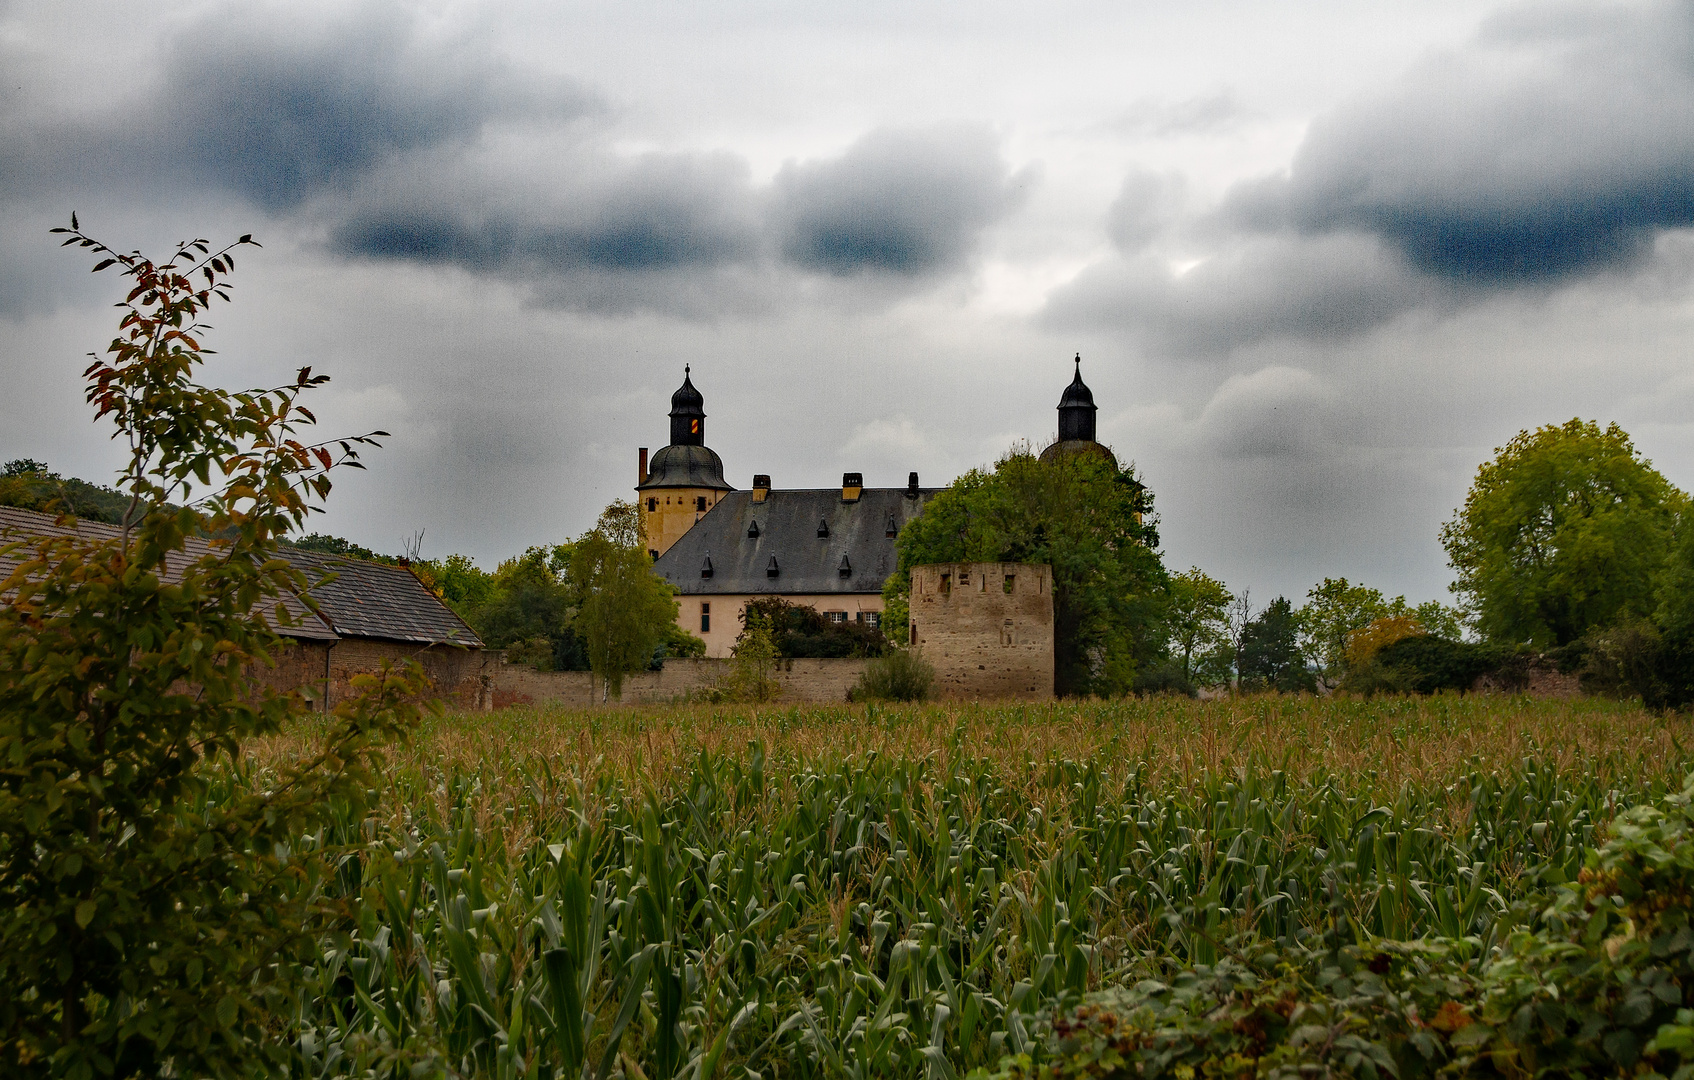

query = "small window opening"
[826, 610, 847, 624]
[838, 554, 852, 577]
[886, 514, 897, 538]
[696, 496, 707, 512]
[1001, 619, 1014, 646]
[748, 520, 760, 538]
[647, 497, 657, 512]
[701, 602, 711, 633]
[940, 573, 951, 594]
[648, 549, 659, 560]
[700, 554, 714, 579]
[817, 518, 829, 538]
[959, 571, 969, 586]
[766, 556, 780, 578]
[1003, 574, 1015, 594]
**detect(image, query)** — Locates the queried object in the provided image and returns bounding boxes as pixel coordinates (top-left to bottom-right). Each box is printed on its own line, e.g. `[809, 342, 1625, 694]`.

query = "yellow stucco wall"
[641, 488, 726, 557]
[676, 592, 887, 657]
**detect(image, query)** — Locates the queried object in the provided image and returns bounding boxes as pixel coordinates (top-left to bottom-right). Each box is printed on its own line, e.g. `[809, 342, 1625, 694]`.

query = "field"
[249, 695, 1694, 1078]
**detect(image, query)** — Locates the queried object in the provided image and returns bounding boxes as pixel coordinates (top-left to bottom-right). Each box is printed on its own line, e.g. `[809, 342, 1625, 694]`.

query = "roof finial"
[1074, 352, 1081, 370]
[685, 363, 691, 375]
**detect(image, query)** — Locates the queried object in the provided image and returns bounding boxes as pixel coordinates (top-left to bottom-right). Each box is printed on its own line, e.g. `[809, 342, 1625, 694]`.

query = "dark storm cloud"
[332, 151, 760, 277]
[162, 11, 591, 211]
[0, 7, 592, 213]
[1226, 1, 1694, 285]
[771, 126, 1021, 276]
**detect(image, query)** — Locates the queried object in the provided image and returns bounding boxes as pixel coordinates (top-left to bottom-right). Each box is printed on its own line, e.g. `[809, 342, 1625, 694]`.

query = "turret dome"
[668, 366, 707, 446]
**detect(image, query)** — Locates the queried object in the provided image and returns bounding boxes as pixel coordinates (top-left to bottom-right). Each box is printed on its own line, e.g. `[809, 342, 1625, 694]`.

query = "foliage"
[0, 459, 134, 524]
[718, 609, 780, 702]
[1163, 567, 1233, 687]
[571, 501, 678, 698]
[288, 531, 396, 563]
[1239, 597, 1316, 693]
[1344, 614, 1427, 669]
[203, 695, 1694, 1078]
[741, 595, 887, 658]
[1579, 621, 1694, 712]
[1294, 578, 1458, 689]
[853, 646, 936, 701]
[894, 446, 1168, 696]
[1441, 418, 1686, 647]
[1340, 635, 1526, 697]
[0, 221, 426, 1078]
[1131, 660, 1198, 697]
[975, 770, 1694, 1080]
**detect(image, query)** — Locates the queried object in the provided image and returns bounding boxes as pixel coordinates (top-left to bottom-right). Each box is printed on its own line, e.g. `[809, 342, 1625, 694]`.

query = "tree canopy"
[892, 447, 1168, 696]
[1441, 419, 1686, 646]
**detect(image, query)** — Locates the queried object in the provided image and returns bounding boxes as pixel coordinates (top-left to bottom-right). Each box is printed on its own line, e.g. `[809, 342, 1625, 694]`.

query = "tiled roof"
[280, 549, 483, 647]
[0, 505, 339, 641]
[654, 487, 936, 596]
[0, 506, 481, 647]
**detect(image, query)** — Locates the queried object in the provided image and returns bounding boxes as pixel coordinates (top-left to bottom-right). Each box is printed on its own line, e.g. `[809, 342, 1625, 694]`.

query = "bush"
[1132, 660, 1197, 697]
[742, 596, 887, 658]
[0, 222, 425, 1077]
[853, 648, 935, 701]
[972, 770, 1694, 1079]
[1340, 635, 1528, 696]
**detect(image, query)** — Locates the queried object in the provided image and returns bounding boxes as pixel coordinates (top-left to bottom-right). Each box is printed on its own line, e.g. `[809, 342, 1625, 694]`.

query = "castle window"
[767, 556, 779, 578]
[1003, 574, 1015, 594]
[858, 611, 881, 629]
[700, 554, 713, 579]
[647, 498, 657, 512]
[748, 520, 760, 538]
[696, 496, 707, 512]
[838, 554, 852, 577]
[959, 571, 969, 587]
[1001, 619, 1014, 646]
[826, 610, 847, 624]
[817, 518, 829, 538]
[649, 550, 658, 560]
[701, 603, 710, 633]
[940, 573, 951, 594]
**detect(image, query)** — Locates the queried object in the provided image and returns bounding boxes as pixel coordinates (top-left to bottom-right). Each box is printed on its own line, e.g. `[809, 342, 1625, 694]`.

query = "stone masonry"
[909, 562, 1053, 700]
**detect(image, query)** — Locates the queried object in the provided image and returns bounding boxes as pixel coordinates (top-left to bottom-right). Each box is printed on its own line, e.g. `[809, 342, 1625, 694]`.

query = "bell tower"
[1040, 353, 1118, 467]
[637, 366, 733, 557]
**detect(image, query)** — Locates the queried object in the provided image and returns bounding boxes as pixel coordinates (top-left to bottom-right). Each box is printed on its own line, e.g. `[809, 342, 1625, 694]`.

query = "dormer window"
[748, 520, 760, 538]
[701, 554, 714, 579]
[839, 554, 852, 577]
[766, 556, 780, 578]
[817, 518, 830, 538]
[886, 514, 897, 538]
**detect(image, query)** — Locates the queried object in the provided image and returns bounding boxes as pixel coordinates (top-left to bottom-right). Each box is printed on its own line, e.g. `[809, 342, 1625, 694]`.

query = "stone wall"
[248, 638, 492, 710]
[909, 562, 1054, 700]
[491, 655, 870, 707]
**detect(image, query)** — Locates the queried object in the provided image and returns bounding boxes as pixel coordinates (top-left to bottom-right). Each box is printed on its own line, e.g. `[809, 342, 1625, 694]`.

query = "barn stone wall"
[909, 562, 1053, 700]
[490, 656, 870, 708]
[247, 638, 492, 710]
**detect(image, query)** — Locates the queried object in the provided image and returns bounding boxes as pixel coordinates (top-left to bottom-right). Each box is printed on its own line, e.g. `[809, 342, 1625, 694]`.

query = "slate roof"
[0, 506, 480, 647]
[279, 549, 483, 647]
[654, 487, 937, 596]
[0, 505, 338, 641]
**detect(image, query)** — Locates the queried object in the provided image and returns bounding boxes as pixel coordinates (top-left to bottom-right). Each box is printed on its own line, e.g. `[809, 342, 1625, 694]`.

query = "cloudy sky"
[4, 0, 1693, 606]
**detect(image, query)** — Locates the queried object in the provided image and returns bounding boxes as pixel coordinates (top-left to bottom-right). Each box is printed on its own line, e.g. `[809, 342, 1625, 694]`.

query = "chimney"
[906, 471, 919, 498]
[752, 474, 770, 502]
[842, 472, 863, 502]
[638, 447, 649, 485]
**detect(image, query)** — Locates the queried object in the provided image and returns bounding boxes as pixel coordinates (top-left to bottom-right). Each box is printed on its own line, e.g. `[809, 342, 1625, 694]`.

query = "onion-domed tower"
[637, 367, 733, 557]
[1039, 354, 1118, 467]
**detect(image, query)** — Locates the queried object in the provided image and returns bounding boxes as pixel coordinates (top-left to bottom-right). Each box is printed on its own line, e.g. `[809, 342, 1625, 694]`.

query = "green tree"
[1441, 419, 1686, 646]
[1239, 596, 1316, 692]
[721, 610, 781, 702]
[0, 221, 424, 1077]
[893, 446, 1168, 696]
[1164, 567, 1234, 686]
[0, 459, 134, 524]
[571, 501, 679, 699]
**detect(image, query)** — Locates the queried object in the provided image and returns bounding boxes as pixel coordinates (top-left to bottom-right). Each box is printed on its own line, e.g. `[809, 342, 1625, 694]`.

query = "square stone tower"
[909, 562, 1053, 700]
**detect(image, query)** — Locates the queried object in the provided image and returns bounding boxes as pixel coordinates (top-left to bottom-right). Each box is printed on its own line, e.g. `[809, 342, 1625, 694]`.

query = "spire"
[1056, 352, 1097, 442]
[669, 365, 706, 446]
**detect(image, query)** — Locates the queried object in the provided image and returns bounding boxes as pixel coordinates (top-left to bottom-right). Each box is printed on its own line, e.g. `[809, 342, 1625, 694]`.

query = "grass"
[248, 694, 1693, 1078]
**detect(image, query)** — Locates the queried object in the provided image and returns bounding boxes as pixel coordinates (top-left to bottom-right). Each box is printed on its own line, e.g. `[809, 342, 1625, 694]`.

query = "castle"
[640, 357, 1114, 695]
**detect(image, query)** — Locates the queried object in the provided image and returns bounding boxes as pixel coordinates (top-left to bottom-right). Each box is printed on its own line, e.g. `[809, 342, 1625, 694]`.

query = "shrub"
[0, 222, 425, 1077]
[1132, 660, 1197, 697]
[854, 647, 935, 701]
[742, 596, 887, 658]
[1341, 635, 1527, 696]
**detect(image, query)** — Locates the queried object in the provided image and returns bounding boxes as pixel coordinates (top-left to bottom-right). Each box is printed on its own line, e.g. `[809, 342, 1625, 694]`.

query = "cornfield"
[247, 695, 1692, 1078]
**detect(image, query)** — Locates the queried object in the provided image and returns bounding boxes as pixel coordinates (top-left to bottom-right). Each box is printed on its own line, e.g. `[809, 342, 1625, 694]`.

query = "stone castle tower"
[637, 367, 733, 557]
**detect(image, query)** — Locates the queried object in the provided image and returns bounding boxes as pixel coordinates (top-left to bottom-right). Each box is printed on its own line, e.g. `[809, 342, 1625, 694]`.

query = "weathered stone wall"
[249, 638, 492, 710]
[491, 656, 871, 707]
[909, 562, 1054, 700]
